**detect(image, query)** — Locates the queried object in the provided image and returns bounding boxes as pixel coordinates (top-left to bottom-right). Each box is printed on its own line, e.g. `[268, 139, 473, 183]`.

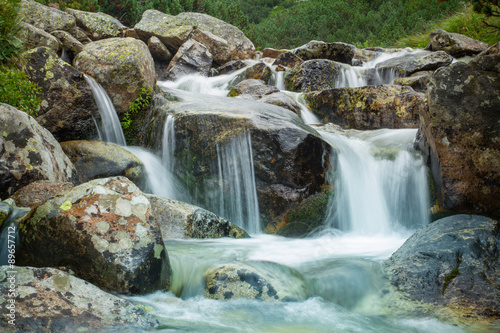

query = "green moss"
[442, 259, 461, 295]
[227, 88, 239, 97]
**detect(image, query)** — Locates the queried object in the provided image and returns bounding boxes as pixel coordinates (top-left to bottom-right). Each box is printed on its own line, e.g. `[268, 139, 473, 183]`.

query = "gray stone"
[17, 22, 61, 52]
[51, 30, 84, 61]
[148, 36, 173, 62]
[66, 8, 126, 40]
[20, 0, 77, 34]
[166, 40, 213, 80]
[293, 40, 355, 64]
[375, 50, 453, 77]
[429, 29, 489, 57]
[285, 59, 347, 92]
[192, 29, 231, 65]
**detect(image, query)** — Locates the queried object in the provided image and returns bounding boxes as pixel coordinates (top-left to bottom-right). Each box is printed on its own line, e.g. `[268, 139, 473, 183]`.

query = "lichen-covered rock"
[74, 37, 156, 116]
[0, 266, 159, 332]
[166, 40, 213, 80]
[429, 29, 489, 57]
[285, 59, 347, 92]
[146, 194, 249, 239]
[353, 48, 379, 63]
[17, 23, 61, 53]
[66, 8, 126, 40]
[60, 140, 146, 187]
[415, 57, 500, 217]
[205, 261, 306, 301]
[73, 26, 92, 44]
[20, 0, 77, 34]
[51, 30, 84, 61]
[293, 40, 356, 64]
[242, 62, 272, 82]
[18, 176, 171, 294]
[22, 47, 98, 141]
[192, 29, 231, 65]
[305, 85, 425, 129]
[272, 51, 303, 68]
[393, 71, 433, 93]
[148, 36, 173, 62]
[385, 214, 500, 321]
[0, 103, 76, 200]
[375, 50, 453, 77]
[263, 48, 288, 58]
[11, 180, 73, 207]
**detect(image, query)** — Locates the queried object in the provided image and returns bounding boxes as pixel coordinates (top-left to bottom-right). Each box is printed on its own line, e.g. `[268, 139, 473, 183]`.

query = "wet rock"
[22, 47, 99, 141]
[0, 266, 159, 332]
[242, 62, 272, 82]
[66, 8, 126, 41]
[429, 29, 489, 57]
[20, 0, 77, 34]
[18, 176, 171, 294]
[166, 40, 213, 80]
[148, 36, 173, 62]
[260, 92, 301, 114]
[0, 103, 76, 200]
[230, 79, 279, 97]
[385, 214, 500, 321]
[146, 194, 249, 239]
[293, 40, 356, 64]
[205, 261, 306, 301]
[393, 71, 433, 93]
[51, 30, 84, 61]
[285, 59, 346, 92]
[305, 85, 425, 129]
[375, 50, 453, 77]
[353, 48, 379, 63]
[60, 140, 146, 187]
[273, 51, 304, 69]
[74, 37, 156, 116]
[17, 23, 61, 53]
[11, 180, 73, 208]
[263, 48, 288, 58]
[415, 57, 500, 217]
[216, 60, 248, 76]
[192, 29, 231, 65]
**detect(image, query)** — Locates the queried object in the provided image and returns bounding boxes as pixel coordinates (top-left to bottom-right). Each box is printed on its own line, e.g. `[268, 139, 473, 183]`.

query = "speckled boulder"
[272, 51, 303, 68]
[293, 40, 355, 64]
[146, 194, 249, 239]
[66, 8, 126, 41]
[429, 29, 489, 57]
[18, 177, 171, 294]
[305, 84, 425, 129]
[205, 261, 306, 301]
[60, 140, 146, 188]
[375, 50, 453, 77]
[0, 266, 159, 332]
[11, 180, 73, 208]
[386, 214, 500, 321]
[17, 23, 61, 53]
[74, 37, 156, 116]
[285, 59, 347, 92]
[20, 0, 77, 34]
[165, 40, 213, 80]
[0, 104, 76, 200]
[22, 47, 98, 141]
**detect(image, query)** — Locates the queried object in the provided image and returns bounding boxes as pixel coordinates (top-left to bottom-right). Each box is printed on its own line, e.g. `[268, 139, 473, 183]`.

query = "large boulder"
[385, 214, 500, 321]
[375, 50, 453, 77]
[166, 40, 213, 80]
[192, 29, 231, 65]
[429, 29, 489, 57]
[0, 104, 76, 200]
[18, 176, 171, 294]
[136, 90, 331, 232]
[17, 23, 61, 53]
[60, 140, 146, 187]
[0, 266, 159, 332]
[74, 37, 156, 116]
[205, 261, 306, 301]
[285, 59, 347, 92]
[415, 54, 500, 217]
[22, 47, 99, 142]
[146, 194, 249, 239]
[20, 0, 77, 34]
[293, 40, 356, 64]
[11, 180, 73, 208]
[66, 8, 126, 40]
[306, 85, 425, 129]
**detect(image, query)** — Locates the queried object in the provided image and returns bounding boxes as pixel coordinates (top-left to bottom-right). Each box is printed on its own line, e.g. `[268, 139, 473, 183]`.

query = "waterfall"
[84, 75, 126, 146]
[321, 129, 429, 235]
[162, 115, 176, 171]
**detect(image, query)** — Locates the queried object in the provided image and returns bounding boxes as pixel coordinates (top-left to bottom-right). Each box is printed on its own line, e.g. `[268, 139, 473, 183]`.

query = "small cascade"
[84, 75, 126, 146]
[269, 70, 286, 90]
[162, 115, 176, 171]
[321, 129, 429, 235]
[285, 91, 322, 125]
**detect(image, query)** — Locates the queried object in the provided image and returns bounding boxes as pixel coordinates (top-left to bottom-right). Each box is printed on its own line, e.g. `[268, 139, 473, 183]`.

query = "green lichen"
[442, 258, 461, 295]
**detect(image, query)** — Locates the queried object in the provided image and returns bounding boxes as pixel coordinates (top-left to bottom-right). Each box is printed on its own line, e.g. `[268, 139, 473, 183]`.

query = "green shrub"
[0, 65, 41, 116]
[0, 0, 23, 62]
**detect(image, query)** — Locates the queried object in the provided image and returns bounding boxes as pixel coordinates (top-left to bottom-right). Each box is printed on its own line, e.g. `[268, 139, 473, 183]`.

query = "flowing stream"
[86, 54, 467, 332]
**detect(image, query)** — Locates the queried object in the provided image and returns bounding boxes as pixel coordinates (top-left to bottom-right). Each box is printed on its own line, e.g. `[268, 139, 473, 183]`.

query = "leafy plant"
[0, 65, 42, 116]
[121, 87, 152, 130]
[0, 0, 23, 62]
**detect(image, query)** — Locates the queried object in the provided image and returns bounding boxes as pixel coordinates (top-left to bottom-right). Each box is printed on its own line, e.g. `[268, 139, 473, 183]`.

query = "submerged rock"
[66, 8, 126, 41]
[60, 140, 146, 187]
[385, 214, 500, 321]
[205, 261, 306, 301]
[0, 266, 159, 332]
[74, 37, 156, 116]
[22, 47, 98, 142]
[429, 29, 489, 57]
[146, 194, 249, 239]
[18, 177, 171, 294]
[305, 85, 425, 130]
[166, 40, 213, 80]
[0, 104, 76, 200]
[375, 50, 453, 77]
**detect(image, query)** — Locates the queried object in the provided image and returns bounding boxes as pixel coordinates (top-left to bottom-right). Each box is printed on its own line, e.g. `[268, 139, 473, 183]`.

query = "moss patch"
[442, 258, 461, 295]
